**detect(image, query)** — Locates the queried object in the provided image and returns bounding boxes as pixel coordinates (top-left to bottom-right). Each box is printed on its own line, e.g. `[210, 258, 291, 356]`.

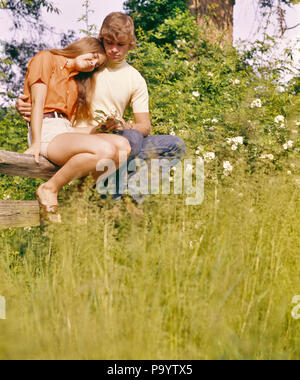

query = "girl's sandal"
[35, 190, 62, 224]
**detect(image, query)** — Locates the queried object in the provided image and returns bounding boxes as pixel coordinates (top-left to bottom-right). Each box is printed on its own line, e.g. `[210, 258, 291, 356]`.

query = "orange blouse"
[23, 51, 79, 121]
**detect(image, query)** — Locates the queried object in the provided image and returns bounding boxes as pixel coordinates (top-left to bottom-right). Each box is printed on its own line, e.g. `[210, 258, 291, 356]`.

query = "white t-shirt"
[77, 60, 149, 127]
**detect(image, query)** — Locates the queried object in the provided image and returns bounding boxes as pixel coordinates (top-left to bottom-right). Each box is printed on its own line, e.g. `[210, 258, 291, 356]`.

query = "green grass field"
[0, 172, 300, 360]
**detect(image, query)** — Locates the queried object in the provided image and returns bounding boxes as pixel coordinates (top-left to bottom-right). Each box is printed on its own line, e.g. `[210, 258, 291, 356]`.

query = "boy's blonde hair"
[99, 12, 137, 50]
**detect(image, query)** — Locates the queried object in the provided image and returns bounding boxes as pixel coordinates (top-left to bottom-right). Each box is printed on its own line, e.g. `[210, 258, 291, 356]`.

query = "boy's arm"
[131, 112, 151, 136]
[16, 94, 32, 122]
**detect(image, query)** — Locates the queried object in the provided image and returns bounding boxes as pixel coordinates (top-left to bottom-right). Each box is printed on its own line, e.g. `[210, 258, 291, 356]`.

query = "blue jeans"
[98, 130, 187, 203]
[118, 129, 186, 161]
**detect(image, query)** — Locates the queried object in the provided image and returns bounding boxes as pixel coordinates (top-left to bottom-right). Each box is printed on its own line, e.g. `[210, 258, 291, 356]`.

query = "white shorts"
[28, 117, 75, 158]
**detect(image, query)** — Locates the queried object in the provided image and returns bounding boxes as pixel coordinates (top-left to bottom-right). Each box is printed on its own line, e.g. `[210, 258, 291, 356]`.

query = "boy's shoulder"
[124, 62, 146, 82]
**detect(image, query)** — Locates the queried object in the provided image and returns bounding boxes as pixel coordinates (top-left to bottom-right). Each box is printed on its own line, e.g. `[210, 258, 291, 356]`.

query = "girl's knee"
[94, 141, 118, 160]
[116, 136, 131, 157]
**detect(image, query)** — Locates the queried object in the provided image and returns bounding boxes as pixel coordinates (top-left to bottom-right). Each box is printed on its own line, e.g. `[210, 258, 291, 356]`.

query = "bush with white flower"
[127, 10, 299, 181]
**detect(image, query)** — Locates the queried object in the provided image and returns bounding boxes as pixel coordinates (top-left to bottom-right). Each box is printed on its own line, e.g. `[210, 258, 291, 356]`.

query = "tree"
[124, 0, 235, 42]
[125, 0, 300, 45]
[186, 0, 235, 43]
[0, 0, 75, 103]
[258, 0, 300, 36]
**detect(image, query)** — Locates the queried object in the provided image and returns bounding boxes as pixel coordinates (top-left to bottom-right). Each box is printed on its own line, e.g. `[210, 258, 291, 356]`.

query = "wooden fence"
[0, 150, 59, 229]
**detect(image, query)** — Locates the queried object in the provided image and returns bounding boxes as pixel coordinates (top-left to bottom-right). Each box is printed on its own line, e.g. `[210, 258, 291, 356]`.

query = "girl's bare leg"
[37, 133, 131, 206]
[89, 133, 131, 183]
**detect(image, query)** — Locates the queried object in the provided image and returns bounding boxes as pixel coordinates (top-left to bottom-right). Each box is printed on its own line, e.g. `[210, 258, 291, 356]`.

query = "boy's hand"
[95, 117, 124, 133]
[105, 117, 123, 131]
[24, 143, 41, 164]
[16, 94, 32, 122]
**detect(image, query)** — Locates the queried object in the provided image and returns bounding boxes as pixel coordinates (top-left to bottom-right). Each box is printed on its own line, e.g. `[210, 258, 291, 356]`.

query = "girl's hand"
[24, 143, 41, 164]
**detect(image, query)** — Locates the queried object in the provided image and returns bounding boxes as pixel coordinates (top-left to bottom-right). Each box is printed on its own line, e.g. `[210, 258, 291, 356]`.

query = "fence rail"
[0, 150, 59, 229]
[0, 149, 59, 179]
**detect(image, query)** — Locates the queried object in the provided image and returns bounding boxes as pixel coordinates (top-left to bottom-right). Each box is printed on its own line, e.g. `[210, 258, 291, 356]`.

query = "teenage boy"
[16, 12, 186, 202]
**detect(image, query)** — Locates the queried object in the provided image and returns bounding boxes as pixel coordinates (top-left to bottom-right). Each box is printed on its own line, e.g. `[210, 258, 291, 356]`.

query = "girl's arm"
[24, 83, 47, 163]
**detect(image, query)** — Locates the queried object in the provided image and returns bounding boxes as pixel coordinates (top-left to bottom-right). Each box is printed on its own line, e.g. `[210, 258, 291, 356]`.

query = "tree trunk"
[186, 0, 235, 43]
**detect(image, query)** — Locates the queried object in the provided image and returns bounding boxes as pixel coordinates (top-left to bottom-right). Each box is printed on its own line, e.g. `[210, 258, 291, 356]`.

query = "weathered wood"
[0, 201, 41, 229]
[0, 150, 59, 179]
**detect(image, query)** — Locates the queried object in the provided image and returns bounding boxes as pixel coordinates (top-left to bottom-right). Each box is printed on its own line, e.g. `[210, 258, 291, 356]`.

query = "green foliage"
[127, 10, 300, 180]
[0, 0, 60, 27]
[77, 0, 98, 36]
[0, 108, 43, 200]
[123, 0, 187, 37]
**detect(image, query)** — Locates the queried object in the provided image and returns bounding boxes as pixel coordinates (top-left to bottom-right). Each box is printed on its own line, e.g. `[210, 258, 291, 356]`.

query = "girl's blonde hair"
[99, 12, 137, 50]
[50, 37, 107, 123]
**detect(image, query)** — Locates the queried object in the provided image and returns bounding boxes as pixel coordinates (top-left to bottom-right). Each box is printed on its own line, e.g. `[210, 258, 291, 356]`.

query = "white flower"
[234, 136, 244, 145]
[227, 136, 244, 146]
[283, 140, 294, 150]
[223, 161, 233, 172]
[192, 91, 200, 98]
[231, 144, 238, 151]
[251, 99, 262, 108]
[211, 118, 219, 123]
[204, 152, 215, 162]
[195, 150, 201, 155]
[233, 79, 240, 85]
[174, 49, 179, 54]
[279, 123, 286, 129]
[170, 130, 176, 136]
[296, 121, 300, 126]
[207, 72, 213, 78]
[287, 171, 292, 175]
[260, 154, 274, 161]
[3, 194, 10, 200]
[275, 115, 285, 124]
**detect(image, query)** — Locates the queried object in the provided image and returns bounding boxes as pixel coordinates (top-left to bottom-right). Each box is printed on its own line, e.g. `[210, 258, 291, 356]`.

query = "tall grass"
[0, 172, 300, 360]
